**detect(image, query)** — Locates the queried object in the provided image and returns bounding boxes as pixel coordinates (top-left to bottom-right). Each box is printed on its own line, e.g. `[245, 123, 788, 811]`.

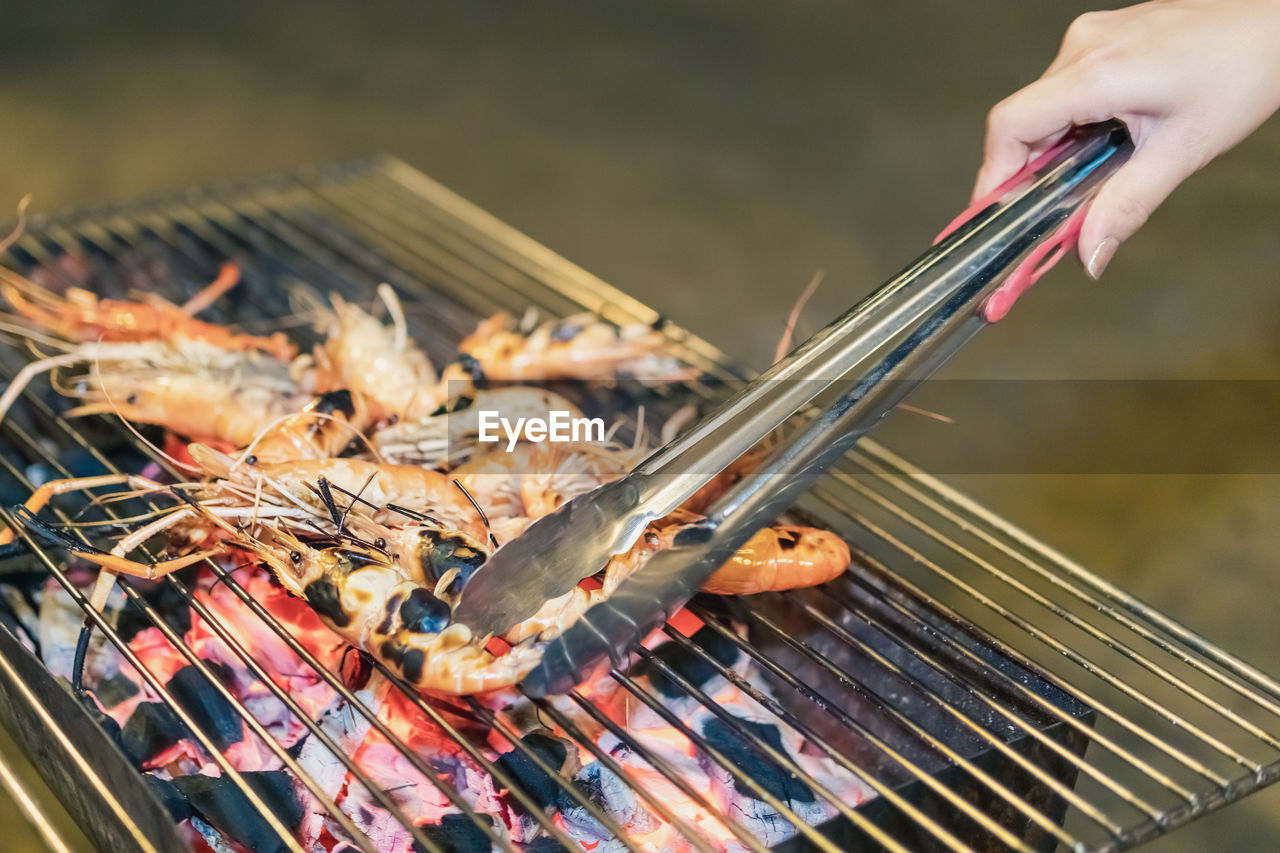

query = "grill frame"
[0, 155, 1277, 852]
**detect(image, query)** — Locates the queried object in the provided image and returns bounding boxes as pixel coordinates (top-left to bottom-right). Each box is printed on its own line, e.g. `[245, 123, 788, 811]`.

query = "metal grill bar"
[838, 494, 1236, 786]
[0, 226, 526, 852]
[0, 156, 1276, 853]
[852, 449, 1280, 720]
[210, 177, 1098, 850]
[0, 388, 463, 853]
[837, 466, 1273, 765]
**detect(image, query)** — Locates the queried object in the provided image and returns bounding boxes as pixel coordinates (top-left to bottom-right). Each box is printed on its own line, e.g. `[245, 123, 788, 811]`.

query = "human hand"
[975, 0, 1280, 278]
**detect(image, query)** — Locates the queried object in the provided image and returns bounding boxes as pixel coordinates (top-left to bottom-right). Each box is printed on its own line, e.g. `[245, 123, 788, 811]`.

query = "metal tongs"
[452, 122, 1134, 695]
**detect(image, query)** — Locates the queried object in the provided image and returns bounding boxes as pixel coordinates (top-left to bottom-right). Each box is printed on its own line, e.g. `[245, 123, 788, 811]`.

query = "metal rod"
[854, 441, 1280, 712]
[0, 398, 408, 853]
[837, 499, 1252, 781]
[559, 687, 778, 853]
[527, 698, 727, 853]
[5, 155, 1280, 853]
[837, 457, 1280, 752]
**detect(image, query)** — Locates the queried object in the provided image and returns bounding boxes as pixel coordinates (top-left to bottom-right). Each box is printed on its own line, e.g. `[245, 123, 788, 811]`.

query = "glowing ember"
[28, 566, 873, 851]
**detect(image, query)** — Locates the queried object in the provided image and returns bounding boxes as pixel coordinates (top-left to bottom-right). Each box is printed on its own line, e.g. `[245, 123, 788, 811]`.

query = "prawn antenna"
[377, 284, 408, 354]
[315, 477, 345, 529]
[451, 480, 497, 549]
[326, 479, 382, 516]
[774, 269, 824, 363]
[0, 352, 90, 430]
[383, 503, 441, 526]
[0, 195, 31, 256]
[339, 471, 379, 533]
[9, 505, 108, 555]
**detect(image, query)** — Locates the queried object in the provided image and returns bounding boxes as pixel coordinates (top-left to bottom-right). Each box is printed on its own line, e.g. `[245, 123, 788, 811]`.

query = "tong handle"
[521, 124, 1135, 695]
[632, 122, 1131, 518]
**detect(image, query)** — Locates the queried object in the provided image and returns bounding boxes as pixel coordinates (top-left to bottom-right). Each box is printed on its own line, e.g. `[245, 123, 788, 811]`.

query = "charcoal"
[75, 688, 123, 750]
[494, 733, 569, 812]
[413, 813, 493, 853]
[632, 625, 741, 698]
[559, 761, 656, 840]
[522, 837, 572, 852]
[700, 716, 815, 804]
[122, 701, 186, 766]
[142, 773, 193, 823]
[117, 581, 192, 641]
[94, 671, 139, 708]
[173, 770, 304, 853]
[167, 662, 243, 750]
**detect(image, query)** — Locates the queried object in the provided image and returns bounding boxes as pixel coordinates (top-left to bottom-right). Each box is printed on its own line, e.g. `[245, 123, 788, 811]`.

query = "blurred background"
[0, 1, 1277, 849]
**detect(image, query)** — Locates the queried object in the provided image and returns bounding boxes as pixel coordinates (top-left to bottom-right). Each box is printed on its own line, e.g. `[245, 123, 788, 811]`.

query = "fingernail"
[1087, 238, 1118, 280]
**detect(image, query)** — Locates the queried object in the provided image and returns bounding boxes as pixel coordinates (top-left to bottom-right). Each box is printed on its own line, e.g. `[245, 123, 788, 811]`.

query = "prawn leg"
[12, 502, 216, 609]
[179, 263, 241, 316]
[0, 473, 167, 546]
[0, 352, 87, 430]
[81, 549, 218, 610]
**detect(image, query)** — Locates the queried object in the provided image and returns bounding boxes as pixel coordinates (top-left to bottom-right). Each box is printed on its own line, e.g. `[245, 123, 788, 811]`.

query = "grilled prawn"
[443, 310, 697, 383]
[211, 521, 542, 695]
[188, 445, 488, 541]
[702, 525, 851, 595]
[0, 338, 311, 446]
[369, 386, 585, 467]
[0, 263, 295, 359]
[310, 286, 444, 423]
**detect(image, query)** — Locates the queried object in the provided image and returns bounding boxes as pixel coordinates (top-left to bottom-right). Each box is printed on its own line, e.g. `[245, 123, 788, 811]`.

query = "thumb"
[1078, 132, 1201, 279]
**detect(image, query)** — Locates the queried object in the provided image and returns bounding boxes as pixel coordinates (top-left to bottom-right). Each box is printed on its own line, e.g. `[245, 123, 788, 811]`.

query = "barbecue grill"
[0, 156, 1278, 853]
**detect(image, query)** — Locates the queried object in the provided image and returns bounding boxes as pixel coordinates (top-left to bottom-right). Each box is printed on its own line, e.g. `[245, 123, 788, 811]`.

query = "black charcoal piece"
[75, 688, 123, 750]
[413, 813, 494, 853]
[94, 671, 140, 708]
[633, 624, 741, 698]
[173, 770, 304, 853]
[117, 582, 192, 641]
[522, 836, 573, 852]
[700, 716, 815, 804]
[142, 773, 193, 823]
[166, 662, 243, 750]
[494, 733, 570, 812]
[122, 701, 186, 767]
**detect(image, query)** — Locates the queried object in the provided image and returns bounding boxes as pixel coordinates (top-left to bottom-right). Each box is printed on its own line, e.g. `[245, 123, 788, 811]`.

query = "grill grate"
[0, 156, 1277, 852]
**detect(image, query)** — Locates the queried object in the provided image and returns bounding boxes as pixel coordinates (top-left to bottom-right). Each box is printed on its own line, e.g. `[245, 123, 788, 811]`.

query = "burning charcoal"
[494, 733, 570, 812]
[522, 837, 573, 852]
[631, 625, 741, 698]
[190, 815, 238, 853]
[122, 701, 186, 767]
[167, 662, 243, 750]
[699, 716, 815, 804]
[414, 813, 494, 853]
[142, 773, 193, 823]
[173, 770, 304, 853]
[559, 761, 657, 841]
